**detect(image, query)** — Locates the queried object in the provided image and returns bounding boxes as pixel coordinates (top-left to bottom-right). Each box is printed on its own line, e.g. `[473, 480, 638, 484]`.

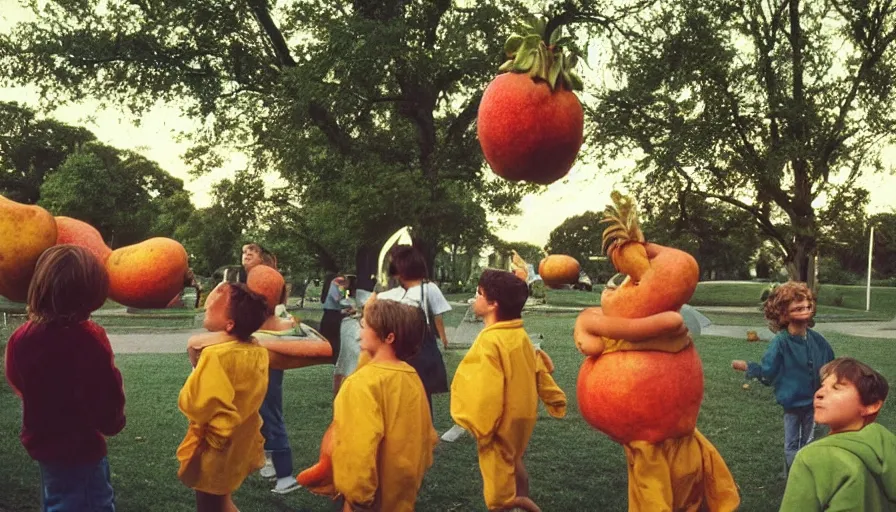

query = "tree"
[0, 0, 557, 286]
[38, 142, 192, 247]
[869, 212, 896, 277]
[638, 193, 762, 280]
[177, 170, 267, 275]
[588, 0, 896, 291]
[0, 101, 95, 203]
[544, 211, 614, 281]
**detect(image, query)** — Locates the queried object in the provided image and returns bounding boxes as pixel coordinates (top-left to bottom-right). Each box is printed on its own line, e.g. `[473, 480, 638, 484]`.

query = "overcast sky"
[2, 2, 894, 248]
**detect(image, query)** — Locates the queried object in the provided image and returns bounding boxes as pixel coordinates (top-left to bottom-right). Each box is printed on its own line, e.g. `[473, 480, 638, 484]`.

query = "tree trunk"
[355, 243, 380, 292]
[784, 232, 818, 292]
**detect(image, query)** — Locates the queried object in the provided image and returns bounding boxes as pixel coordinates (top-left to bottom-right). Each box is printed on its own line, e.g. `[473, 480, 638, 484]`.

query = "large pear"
[55, 216, 112, 264]
[106, 237, 188, 309]
[0, 196, 57, 302]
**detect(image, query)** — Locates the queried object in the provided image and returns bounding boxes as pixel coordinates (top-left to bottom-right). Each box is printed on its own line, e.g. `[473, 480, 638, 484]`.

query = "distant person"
[5, 245, 126, 511]
[247, 266, 302, 495]
[237, 242, 288, 313]
[732, 281, 835, 475]
[320, 275, 352, 375]
[176, 282, 269, 512]
[376, 246, 451, 419]
[780, 357, 895, 511]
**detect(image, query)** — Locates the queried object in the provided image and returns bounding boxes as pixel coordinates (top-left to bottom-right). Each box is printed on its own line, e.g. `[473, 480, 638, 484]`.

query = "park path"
[106, 306, 896, 354]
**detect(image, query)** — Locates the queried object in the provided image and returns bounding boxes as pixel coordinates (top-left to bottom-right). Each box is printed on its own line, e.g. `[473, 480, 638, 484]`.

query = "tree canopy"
[590, 0, 896, 290]
[0, 0, 560, 284]
[0, 101, 96, 204]
[38, 142, 193, 247]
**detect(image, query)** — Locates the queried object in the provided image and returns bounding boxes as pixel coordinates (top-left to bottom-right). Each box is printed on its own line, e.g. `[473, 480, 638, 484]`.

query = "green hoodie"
[780, 422, 896, 511]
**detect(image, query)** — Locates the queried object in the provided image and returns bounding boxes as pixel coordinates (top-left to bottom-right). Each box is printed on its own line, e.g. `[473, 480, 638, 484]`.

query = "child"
[450, 269, 543, 512]
[176, 282, 270, 511]
[5, 245, 125, 511]
[780, 357, 895, 510]
[732, 280, 835, 473]
[245, 265, 301, 494]
[331, 299, 438, 511]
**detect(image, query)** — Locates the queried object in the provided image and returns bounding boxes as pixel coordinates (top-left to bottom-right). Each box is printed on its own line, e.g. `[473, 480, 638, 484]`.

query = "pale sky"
[2, 2, 893, 248]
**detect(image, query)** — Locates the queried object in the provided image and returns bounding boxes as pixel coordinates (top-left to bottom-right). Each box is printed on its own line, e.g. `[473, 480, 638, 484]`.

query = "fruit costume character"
[573, 192, 740, 511]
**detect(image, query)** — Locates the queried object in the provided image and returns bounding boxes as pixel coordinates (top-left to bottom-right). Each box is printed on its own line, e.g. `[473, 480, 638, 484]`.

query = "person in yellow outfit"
[451, 269, 551, 512]
[332, 299, 438, 512]
[176, 282, 270, 512]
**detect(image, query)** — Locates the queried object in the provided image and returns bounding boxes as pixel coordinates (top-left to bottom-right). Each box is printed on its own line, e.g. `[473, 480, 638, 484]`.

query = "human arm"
[450, 336, 505, 440]
[743, 338, 783, 384]
[186, 331, 232, 368]
[425, 284, 451, 348]
[4, 327, 23, 397]
[177, 349, 240, 449]
[535, 349, 567, 418]
[434, 315, 449, 349]
[332, 375, 384, 509]
[84, 323, 126, 436]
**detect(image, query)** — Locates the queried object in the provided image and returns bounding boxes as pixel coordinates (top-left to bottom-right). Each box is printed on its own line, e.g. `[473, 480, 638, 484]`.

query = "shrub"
[817, 257, 862, 285]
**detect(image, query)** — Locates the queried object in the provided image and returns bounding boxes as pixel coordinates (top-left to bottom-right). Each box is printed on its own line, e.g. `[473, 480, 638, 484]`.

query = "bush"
[817, 257, 862, 285]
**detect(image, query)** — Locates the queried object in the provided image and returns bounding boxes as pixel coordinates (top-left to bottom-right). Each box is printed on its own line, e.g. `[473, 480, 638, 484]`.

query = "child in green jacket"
[780, 357, 895, 511]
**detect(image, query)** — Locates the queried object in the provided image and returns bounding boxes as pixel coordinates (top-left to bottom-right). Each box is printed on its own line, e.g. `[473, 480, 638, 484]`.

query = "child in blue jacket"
[732, 281, 835, 474]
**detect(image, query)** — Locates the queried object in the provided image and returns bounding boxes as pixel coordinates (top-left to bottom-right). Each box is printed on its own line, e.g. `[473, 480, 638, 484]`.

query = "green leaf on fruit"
[513, 49, 537, 71]
[504, 35, 524, 56]
[549, 26, 562, 45]
[548, 54, 563, 89]
[498, 59, 514, 72]
[568, 71, 584, 90]
[567, 53, 578, 70]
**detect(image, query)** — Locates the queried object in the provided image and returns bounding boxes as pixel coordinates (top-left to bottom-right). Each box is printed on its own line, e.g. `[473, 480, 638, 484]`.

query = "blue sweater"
[746, 328, 834, 410]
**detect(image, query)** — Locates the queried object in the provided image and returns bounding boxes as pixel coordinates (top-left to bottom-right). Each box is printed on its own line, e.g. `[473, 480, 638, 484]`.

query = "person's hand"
[731, 360, 748, 371]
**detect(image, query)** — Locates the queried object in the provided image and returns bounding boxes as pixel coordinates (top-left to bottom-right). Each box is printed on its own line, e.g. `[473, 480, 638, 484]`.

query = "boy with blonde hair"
[780, 357, 894, 510]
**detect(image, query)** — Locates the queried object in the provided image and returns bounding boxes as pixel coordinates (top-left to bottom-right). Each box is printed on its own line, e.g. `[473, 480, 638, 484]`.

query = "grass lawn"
[2, 308, 895, 512]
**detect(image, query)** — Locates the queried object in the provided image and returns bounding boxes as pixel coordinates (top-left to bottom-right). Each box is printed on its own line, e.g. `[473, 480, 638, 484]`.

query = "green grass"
[2, 310, 894, 511]
[691, 282, 896, 315]
[702, 304, 895, 327]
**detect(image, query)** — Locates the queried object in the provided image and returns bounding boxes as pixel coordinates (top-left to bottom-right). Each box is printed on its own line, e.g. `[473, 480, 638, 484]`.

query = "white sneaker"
[259, 455, 276, 479]
[441, 424, 467, 442]
[271, 477, 301, 495]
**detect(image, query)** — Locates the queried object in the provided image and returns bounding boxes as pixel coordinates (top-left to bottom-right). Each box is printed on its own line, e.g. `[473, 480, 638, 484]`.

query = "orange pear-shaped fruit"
[106, 237, 188, 309]
[0, 196, 57, 302]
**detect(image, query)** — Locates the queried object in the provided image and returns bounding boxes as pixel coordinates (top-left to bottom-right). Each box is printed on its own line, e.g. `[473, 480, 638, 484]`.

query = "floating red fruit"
[477, 20, 584, 185]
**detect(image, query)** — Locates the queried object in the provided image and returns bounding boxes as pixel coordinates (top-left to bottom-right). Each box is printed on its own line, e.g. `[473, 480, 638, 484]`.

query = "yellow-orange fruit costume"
[574, 192, 739, 511]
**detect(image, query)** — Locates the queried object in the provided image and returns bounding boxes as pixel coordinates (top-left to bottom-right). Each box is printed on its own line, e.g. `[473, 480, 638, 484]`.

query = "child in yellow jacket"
[176, 283, 270, 511]
[332, 299, 438, 512]
[451, 269, 559, 512]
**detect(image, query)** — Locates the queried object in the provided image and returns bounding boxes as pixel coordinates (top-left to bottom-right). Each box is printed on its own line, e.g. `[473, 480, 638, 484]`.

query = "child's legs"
[195, 491, 238, 512]
[426, 391, 434, 425]
[39, 456, 115, 512]
[259, 369, 292, 478]
[799, 408, 815, 446]
[783, 407, 813, 471]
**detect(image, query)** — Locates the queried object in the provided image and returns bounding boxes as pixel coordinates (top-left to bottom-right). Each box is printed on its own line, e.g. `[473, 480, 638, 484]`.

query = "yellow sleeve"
[332, 374, 384, 508]
[177, 349, 240, 450]
[450, 336, 505, 440]
[535, 350, 567, 419]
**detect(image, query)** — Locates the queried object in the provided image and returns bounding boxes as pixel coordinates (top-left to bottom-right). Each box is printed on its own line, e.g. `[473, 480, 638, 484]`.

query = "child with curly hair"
[732, 280, 835, 474]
